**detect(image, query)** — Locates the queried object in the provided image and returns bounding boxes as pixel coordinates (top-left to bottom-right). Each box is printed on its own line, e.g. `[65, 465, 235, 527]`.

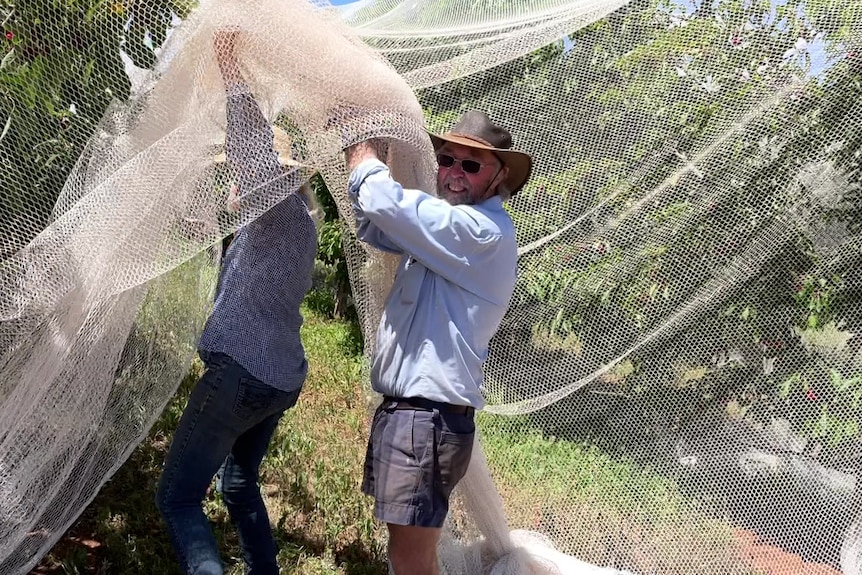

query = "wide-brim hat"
[428, 110, 532, 195]
[214, 125, 306, 168]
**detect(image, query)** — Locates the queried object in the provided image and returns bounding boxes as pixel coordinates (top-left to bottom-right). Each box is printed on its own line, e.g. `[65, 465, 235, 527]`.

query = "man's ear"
[494, 165, 509, 189]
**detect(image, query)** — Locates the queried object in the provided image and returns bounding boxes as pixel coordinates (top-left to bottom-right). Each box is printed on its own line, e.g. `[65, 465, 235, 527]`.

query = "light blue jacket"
[348, 159, 517, 409]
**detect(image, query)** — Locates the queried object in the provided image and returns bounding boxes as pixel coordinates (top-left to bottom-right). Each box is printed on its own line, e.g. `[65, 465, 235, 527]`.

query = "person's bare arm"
[214, 27, 243, 88]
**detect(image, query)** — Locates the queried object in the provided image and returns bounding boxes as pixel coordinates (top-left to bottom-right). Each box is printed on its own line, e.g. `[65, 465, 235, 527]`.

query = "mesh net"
[1, 0, 862, 573]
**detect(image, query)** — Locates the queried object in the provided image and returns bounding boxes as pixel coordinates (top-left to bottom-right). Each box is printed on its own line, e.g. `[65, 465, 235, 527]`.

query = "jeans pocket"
[232, 377, 280, 420]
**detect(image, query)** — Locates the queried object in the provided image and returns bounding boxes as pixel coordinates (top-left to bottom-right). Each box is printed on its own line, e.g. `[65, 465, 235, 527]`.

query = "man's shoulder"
[460, 197, 515, 237]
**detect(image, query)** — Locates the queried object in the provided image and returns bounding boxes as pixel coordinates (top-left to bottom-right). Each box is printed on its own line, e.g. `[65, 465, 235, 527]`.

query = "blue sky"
[329, 0, 360, 5]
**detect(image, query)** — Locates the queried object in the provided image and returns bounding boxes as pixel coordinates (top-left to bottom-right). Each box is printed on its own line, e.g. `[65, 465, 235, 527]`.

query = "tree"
[416, 0, 861, 465]
[0, 0, 190, 253]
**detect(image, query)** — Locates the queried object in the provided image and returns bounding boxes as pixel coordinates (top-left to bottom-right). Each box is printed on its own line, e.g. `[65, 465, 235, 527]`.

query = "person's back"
[201, 187, 316, 390]
[156, 29, 316, 575]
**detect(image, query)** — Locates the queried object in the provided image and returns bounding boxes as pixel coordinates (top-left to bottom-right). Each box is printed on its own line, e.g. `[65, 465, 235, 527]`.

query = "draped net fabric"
[1, 0, 861, 573]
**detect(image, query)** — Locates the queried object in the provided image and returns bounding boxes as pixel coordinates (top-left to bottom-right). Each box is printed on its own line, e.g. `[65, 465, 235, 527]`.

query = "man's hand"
[328, 106, 390, 171]
[345, 140, 388, 172]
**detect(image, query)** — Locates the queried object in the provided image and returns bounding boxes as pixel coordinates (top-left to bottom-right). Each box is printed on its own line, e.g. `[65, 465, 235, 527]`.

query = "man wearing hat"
[345, 111, 532, 575]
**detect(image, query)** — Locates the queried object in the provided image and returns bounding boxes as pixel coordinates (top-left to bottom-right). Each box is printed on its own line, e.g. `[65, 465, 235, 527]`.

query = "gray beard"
[438, 185, 478, 206]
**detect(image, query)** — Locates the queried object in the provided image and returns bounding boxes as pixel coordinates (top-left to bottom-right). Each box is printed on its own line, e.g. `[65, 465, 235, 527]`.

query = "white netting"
[1, 0, 861, 573]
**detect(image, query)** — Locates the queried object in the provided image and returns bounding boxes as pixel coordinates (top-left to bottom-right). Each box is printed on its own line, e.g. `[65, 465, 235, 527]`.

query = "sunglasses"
[436, 153, 488, 174]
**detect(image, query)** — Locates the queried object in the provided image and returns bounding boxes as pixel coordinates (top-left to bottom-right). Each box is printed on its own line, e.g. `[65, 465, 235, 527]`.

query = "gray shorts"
[361, 397, 475, 528]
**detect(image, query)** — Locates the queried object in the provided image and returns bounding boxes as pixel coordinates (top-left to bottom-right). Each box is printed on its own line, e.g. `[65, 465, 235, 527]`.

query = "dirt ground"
[734, 528, 843, 575]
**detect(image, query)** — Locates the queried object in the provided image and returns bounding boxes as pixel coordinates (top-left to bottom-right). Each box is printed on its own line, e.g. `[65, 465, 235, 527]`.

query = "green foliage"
[521, 241, 622, 351]
[506, 163, 592, 245]
[794, 274, 843, 329]
[415, 0, 862, 463]
[422, 107, 460, 134]
[316, 218, 345, 267]
[0, 0, 190, 243]
[303, 280, 337, 319]
[775, 363, 862, 455]
[308, 172, 356, 322]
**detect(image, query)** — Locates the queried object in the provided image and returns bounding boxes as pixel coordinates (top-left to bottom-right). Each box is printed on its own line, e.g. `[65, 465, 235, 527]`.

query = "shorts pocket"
[439, 411, 476, 443]
[436, 413, 475, 494]
[374, 410, 433, 508]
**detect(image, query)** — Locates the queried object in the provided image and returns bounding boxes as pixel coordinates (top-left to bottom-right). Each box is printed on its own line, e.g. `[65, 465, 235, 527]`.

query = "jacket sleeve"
[348, 159, 503, 287]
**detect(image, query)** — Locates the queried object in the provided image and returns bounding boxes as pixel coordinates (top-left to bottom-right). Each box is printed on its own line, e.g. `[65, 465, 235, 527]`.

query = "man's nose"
[447, 162, 466, 176]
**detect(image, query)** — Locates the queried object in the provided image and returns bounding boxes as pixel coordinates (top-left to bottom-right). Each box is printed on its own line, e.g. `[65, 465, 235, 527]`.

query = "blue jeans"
[156, 351, 301, 575]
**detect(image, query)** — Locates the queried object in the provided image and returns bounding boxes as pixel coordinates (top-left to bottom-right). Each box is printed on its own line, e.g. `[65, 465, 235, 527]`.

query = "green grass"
[34, 306, 385, 575]
[477, 414, 760, 574]
[35, 306, 762, 575]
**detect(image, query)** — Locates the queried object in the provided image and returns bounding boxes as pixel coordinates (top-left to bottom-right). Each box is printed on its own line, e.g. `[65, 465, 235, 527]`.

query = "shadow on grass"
[337, 539, 388, 575]
[274, 527, 387, 575]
